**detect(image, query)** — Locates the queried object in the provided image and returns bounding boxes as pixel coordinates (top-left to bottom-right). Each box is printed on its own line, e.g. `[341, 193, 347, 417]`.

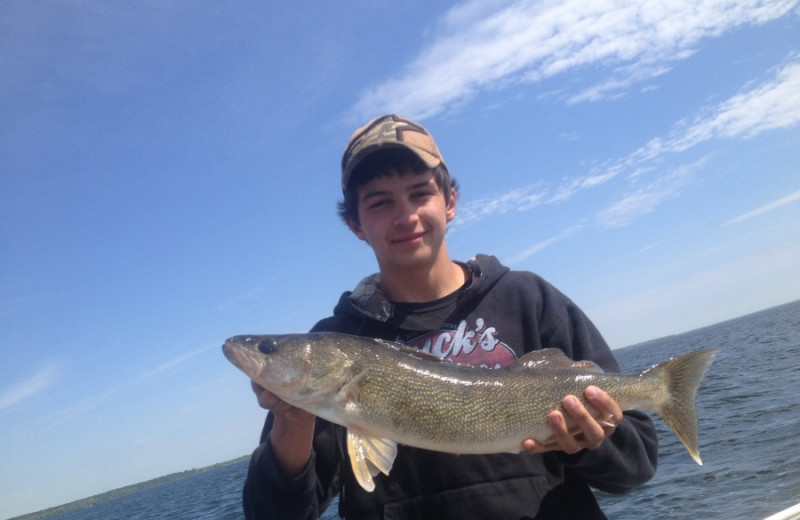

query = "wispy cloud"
[596, 159, 704, 228]
[550, 169, 622, 203]
[454, 54, 800, 233]
[635, 56, 800, 157]
[454, 185, 548, 228]
[589, 240, 800, 347]
[590, 56, 800, 226]
[43, 344, 216, 428]
[214, 285, 266, 312]
[349, 0, 797, 120]
[45, 388, 120, 428]
[724, 189, 800, 225]
[0, 363, 60, 411]
[136, 344, 217, 381]
[585, 54, 800, 187]
[505, 225, 584, 265]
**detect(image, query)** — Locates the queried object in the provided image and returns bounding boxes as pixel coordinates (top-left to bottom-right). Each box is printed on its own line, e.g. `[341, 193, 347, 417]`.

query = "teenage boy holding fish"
[242, 115, 658, 519]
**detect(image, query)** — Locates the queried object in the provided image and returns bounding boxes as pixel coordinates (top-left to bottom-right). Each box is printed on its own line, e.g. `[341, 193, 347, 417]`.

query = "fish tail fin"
[650, 348, 718, 465]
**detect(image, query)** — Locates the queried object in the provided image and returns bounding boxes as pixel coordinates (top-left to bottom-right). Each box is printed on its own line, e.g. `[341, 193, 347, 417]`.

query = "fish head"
[223, 333, 355, 407]
[223, 335, 309, 387]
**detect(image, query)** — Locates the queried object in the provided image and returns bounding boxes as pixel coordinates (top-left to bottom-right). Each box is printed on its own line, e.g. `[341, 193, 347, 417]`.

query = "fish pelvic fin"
[346, 430, 398, 492]
[649, 348, 718, 465]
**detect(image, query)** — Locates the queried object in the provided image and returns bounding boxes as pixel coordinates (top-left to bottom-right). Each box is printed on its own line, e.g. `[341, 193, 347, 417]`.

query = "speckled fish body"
[223, 332, 716, 491]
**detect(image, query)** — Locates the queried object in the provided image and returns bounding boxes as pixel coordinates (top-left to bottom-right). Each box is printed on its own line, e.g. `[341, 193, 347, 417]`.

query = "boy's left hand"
[522, 385, 623, 455]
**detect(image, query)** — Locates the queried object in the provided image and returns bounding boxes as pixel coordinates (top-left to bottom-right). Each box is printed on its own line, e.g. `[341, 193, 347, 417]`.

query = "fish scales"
[346, 358, 662, 450]
[223, 332, 717, 491]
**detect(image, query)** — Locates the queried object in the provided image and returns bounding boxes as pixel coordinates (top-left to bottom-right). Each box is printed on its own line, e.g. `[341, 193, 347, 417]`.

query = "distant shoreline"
[8, 455, 250, 520]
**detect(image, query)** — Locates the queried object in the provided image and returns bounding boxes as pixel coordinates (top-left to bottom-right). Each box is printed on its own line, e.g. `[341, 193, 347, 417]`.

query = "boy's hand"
[251, 381, 315, 424]
[522, 386, 623, 455]
[252, 381, 316, 478]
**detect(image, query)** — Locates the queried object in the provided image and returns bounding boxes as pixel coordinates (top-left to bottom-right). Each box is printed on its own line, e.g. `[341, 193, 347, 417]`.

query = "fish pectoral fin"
[337, 370, 369, 406]
[346, 430, 397, 492]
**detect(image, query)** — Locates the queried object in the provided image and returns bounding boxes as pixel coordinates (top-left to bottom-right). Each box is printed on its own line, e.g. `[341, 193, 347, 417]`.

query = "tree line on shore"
[9, 455, 249, 520]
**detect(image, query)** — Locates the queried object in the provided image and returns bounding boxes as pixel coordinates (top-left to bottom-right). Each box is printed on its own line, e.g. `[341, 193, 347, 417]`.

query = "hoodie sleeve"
[556, 409, 658, 494]
[242, 413, 344, 520]
[542, 289, 659, 494]
[241, 314, 355, 520]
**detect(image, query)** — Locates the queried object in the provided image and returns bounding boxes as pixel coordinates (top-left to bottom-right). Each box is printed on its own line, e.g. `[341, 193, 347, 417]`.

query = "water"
[597, 300, 800, 519]
[39, 301, 800, 519]
[39, 462, 245, 520]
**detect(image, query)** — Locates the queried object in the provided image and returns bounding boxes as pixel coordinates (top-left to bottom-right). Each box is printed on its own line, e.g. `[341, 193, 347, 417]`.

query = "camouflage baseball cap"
[341, 115, 447, 191]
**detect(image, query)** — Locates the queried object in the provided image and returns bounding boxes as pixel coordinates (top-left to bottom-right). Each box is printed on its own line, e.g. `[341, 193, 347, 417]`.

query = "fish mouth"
[222, 340, 244, 369]
[223, 338, 262, 376]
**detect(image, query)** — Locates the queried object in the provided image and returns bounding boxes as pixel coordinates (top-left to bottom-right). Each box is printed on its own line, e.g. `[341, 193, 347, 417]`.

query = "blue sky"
[1, 0, 799, 517]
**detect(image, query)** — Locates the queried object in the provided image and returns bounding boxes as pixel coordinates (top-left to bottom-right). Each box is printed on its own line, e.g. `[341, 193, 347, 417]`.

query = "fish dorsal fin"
[512, 348, 605, 373]
[371, 338, 447, 363]
[346, 430, 398, 492]
[569, 359, 605, 372]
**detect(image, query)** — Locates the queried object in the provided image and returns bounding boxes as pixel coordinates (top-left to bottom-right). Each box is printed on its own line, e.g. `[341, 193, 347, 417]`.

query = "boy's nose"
[392, 200, 418, 226]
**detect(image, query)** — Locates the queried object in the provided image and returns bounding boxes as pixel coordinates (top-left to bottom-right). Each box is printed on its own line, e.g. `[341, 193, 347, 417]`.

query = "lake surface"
[39, 300, 800, 519]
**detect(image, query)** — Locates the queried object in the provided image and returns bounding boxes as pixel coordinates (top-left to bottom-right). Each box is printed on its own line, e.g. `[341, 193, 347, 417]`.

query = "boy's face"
[348, 167, 456, 274]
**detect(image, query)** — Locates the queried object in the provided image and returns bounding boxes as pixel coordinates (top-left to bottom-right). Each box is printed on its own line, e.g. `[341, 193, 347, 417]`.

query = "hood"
[333, 254, 510, 324]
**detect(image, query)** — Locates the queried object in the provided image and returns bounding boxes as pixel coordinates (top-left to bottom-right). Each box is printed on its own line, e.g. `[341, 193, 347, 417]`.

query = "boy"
[242, 115, 658, 519]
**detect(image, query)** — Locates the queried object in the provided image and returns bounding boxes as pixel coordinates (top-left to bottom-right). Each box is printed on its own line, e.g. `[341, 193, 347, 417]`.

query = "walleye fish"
[223, 332, 717, 491]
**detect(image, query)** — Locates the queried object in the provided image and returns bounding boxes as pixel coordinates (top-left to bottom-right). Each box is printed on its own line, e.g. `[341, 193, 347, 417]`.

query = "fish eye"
[257, 339, 277, 354]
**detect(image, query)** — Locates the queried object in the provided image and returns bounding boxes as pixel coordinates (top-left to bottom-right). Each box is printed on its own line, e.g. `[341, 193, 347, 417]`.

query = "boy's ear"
[347, 218, 367, 241]
[446, 186, 457, 223]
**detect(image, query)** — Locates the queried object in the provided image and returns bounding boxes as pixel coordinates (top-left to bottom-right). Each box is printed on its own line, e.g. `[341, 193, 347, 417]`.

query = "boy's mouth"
[392, 232, 426, 244]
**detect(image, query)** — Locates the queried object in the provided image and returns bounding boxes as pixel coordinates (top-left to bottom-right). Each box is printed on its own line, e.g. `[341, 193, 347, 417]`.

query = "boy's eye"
[368, 199, 390, 210]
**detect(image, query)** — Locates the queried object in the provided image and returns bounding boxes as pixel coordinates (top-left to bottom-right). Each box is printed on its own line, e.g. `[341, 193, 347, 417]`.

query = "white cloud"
[454, 54, 800, 232]
[595, 55, 800, 183]
[137, 344, 217, 381]
[214, 285, 267, 312]
[596, 159, 704, 228]
[44, 387, 121, 429]
[567, 57, 682, 104]
[589, 240, 800, 348]
[724, 188, 800, 225]
[659, 58, 800, 152]
[349, 0, 798, 120]
[550, 168, 623, 202]
[40, 344, 216, 428]
[454, 185, 548, 228]
[0, 363, 59, 411]
[504, 225, 584, 265]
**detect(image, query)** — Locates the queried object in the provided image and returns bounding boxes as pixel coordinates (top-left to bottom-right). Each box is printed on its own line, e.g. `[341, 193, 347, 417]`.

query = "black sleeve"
[242, 316, 351, 520]
[544, 294, 659, 494]
[242, 414, 345, 520]
[556, 409, 658, 494]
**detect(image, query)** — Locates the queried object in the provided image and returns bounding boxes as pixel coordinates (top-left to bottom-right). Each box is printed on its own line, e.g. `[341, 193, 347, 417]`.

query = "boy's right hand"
[251, 381, 315, 423]
[251, 381, 316, 478]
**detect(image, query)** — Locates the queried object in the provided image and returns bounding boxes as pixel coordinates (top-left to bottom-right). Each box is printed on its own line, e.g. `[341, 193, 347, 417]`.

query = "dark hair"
[337, 148, 458, 225]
